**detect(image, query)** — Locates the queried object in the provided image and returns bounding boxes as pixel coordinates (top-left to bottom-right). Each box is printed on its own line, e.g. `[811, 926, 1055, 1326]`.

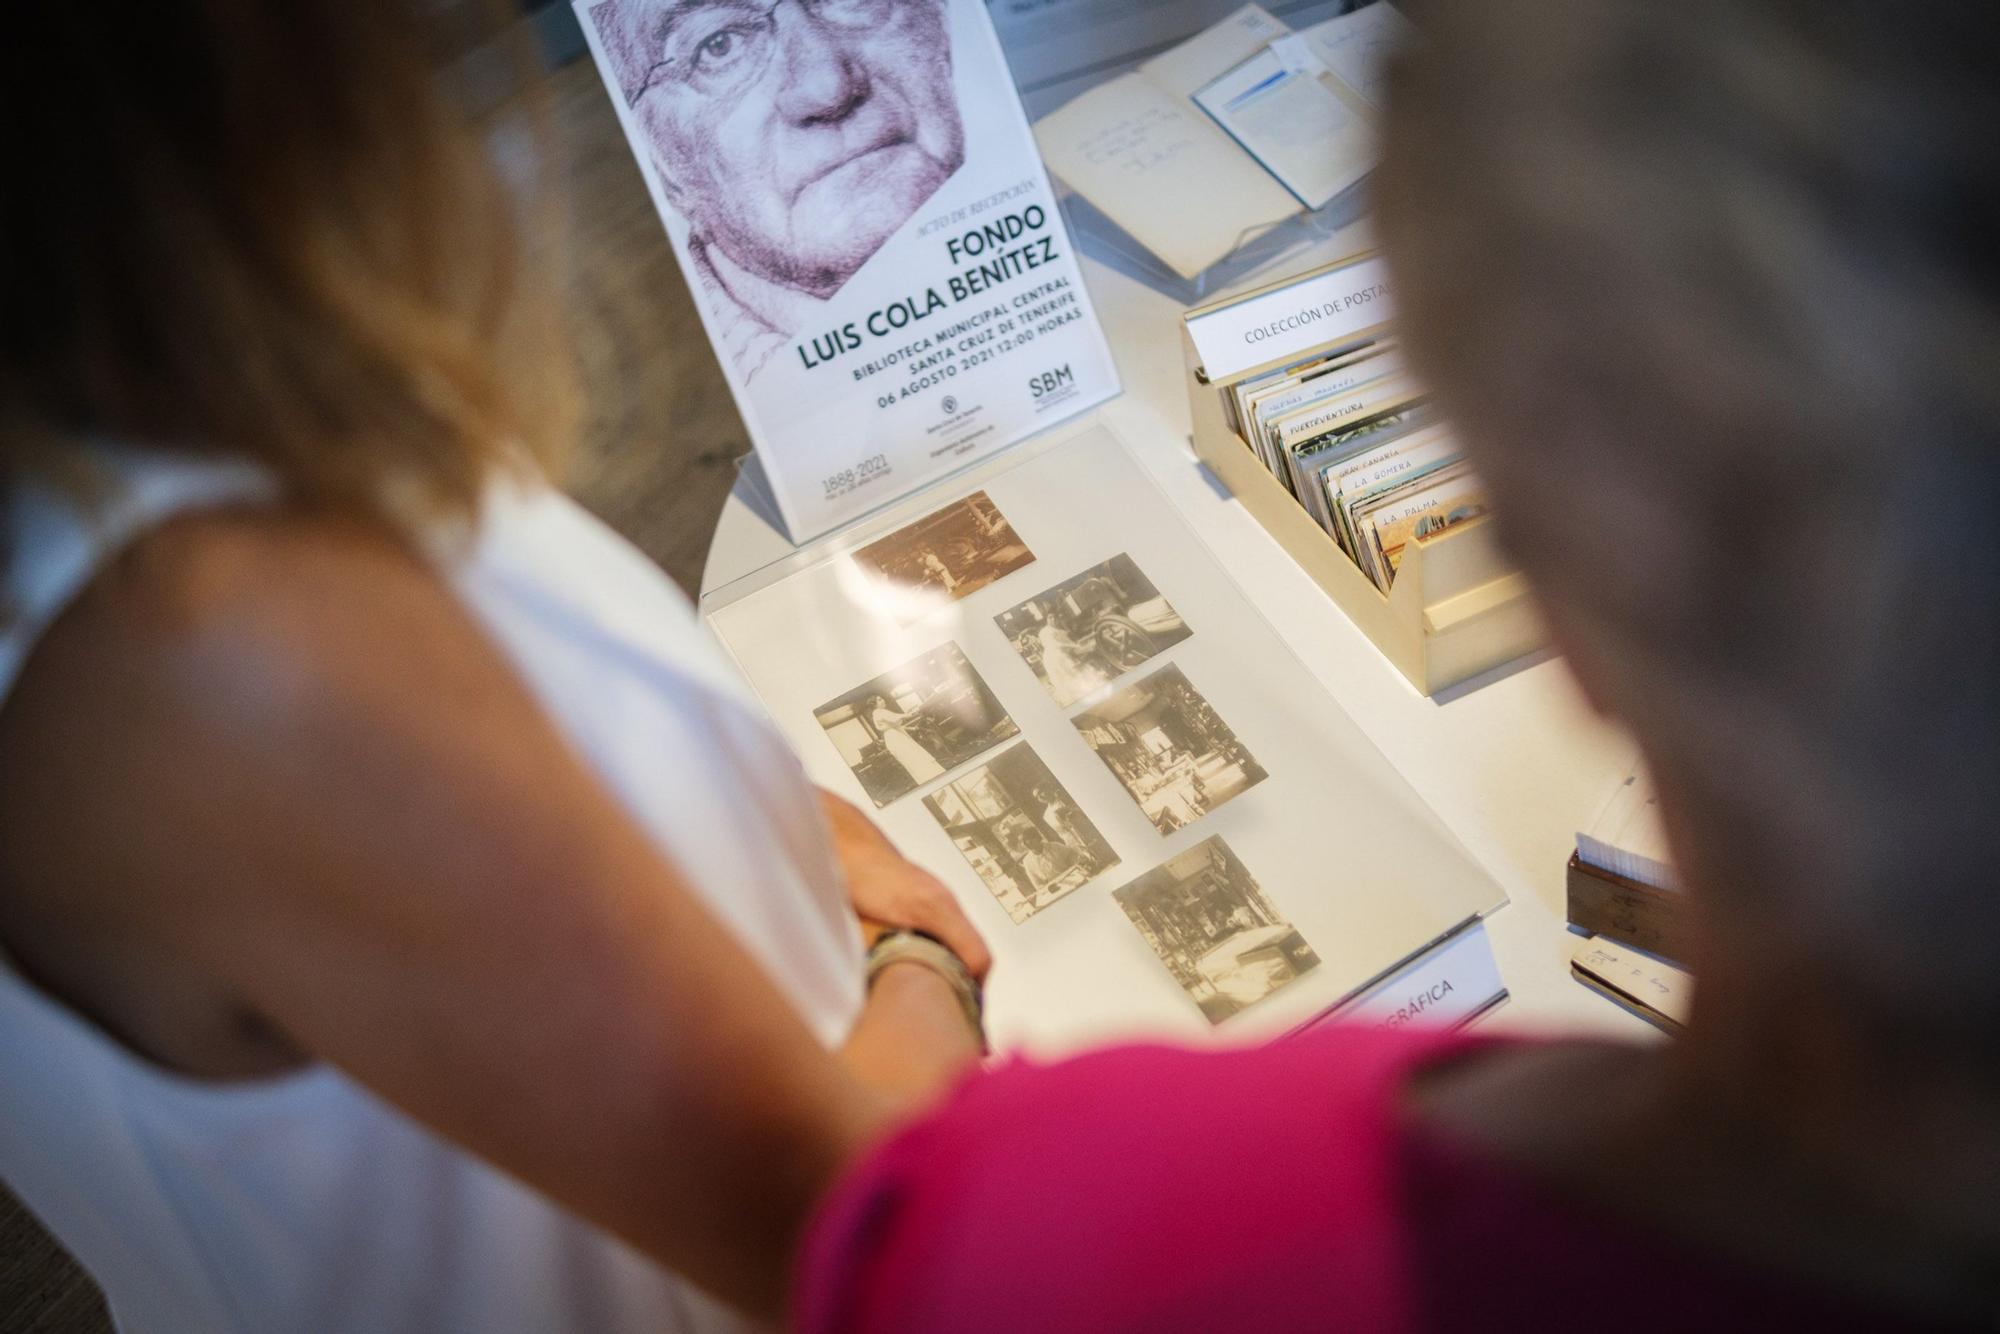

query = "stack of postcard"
[1223, 334, 1487, 592]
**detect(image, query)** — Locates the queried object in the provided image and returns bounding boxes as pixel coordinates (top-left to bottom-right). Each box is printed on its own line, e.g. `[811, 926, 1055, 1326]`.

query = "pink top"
[795, 1025, 1924, 1333]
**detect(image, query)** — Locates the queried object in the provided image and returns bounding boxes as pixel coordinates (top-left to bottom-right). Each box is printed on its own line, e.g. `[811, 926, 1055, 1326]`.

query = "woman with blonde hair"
[0, 3, 986, 1330]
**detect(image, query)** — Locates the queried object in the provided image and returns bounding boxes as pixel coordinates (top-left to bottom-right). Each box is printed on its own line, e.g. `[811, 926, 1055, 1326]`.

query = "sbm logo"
[1028, 364, 1075, 399]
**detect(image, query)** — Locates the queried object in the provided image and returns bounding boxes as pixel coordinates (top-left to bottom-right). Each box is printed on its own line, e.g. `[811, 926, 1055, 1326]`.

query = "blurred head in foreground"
[1380, 1, 1998, 1067]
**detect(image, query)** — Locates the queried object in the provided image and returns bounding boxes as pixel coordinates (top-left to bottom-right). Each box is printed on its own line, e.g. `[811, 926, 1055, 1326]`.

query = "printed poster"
[577, 0, 1120, 541]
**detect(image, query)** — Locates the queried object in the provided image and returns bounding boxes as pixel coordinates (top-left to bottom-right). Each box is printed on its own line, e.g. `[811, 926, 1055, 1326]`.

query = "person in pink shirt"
[792, 0, 2000, 1328]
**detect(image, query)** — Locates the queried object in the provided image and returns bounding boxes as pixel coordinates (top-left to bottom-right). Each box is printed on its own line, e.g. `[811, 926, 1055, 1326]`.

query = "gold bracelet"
[865, 930, 985, 1044]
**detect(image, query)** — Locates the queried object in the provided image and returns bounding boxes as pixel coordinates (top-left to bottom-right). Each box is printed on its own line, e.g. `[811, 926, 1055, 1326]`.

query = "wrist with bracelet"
[864, 929, 985, 1048]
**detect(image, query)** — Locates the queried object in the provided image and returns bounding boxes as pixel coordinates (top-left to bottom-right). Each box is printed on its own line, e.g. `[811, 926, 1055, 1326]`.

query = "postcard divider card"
[703, 424, 1505, 1056]
[576, 0, 1120, 543]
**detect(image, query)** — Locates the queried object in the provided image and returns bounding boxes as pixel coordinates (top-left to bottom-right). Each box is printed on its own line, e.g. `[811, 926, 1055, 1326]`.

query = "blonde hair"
[0, 1, 574, 536]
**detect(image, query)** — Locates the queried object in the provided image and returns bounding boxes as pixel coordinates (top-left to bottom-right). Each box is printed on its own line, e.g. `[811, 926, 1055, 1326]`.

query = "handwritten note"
[1070, 102, 1201, 177]
[1297, 2, 1420, 110]
[1571, 936, 1693, 1029]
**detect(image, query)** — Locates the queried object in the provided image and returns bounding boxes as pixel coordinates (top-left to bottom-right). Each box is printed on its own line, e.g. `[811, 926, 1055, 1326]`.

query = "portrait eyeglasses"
[627, 0, 900, 106]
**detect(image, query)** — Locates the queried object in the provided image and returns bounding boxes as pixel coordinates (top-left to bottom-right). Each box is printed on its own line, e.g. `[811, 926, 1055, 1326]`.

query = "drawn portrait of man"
[589, 0, 967, 379]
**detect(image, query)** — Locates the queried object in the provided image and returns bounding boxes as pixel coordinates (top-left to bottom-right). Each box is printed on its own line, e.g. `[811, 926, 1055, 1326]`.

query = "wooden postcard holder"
[1180, 253, 1543, 696]
[1566, 853, 1690, 964]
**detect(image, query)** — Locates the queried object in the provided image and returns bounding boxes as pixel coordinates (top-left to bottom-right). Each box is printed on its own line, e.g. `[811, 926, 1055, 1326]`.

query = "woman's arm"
[817, 790, 989, 1104]
[0, 510, 976, 1318]
[817, 790, 992, 979]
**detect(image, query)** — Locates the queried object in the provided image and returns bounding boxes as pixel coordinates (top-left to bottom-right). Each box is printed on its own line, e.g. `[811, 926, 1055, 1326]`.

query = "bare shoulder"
[0, 507, 586, 1073]
[80, 506, 486, 689]
[0, 507, 522, 819]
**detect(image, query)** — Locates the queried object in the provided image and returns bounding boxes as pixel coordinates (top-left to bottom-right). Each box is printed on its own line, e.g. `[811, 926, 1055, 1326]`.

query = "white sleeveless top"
[0, 446, 865, 1333]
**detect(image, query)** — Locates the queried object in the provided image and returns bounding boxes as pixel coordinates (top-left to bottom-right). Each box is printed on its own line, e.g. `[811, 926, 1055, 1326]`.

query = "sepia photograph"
[995, 553, 1192, 706]
[853, 491, 1036, 605]
[923, 744, 1119, 923]
[586, 0, 968, 381]
[1070, 665, 1266, 833]
[1114, 837, 1320, 1023]
[814, 644, 1019, 806]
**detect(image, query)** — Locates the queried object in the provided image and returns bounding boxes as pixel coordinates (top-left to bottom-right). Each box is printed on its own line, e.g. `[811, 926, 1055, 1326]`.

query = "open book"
[1033, 3, 1416, 280]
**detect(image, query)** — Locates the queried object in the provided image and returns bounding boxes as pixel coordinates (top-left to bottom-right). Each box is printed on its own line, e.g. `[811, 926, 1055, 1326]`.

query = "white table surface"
[701, 224, 1658, 1044]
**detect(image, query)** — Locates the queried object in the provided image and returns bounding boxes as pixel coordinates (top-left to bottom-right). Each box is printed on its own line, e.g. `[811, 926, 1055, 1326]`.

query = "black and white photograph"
[995, 553, 1192, 706]
[1070, 665, 1266, 833]
[853, 491, 1036, 604]
[1113, 837, 1320, 1023]
[814, 644, 1019, 806]
[923, 744, 1119, 923]
[586, 0, 967, 381]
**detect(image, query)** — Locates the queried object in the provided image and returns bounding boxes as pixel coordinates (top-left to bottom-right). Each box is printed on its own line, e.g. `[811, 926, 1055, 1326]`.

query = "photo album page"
[704, 425, 1503, 1055]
